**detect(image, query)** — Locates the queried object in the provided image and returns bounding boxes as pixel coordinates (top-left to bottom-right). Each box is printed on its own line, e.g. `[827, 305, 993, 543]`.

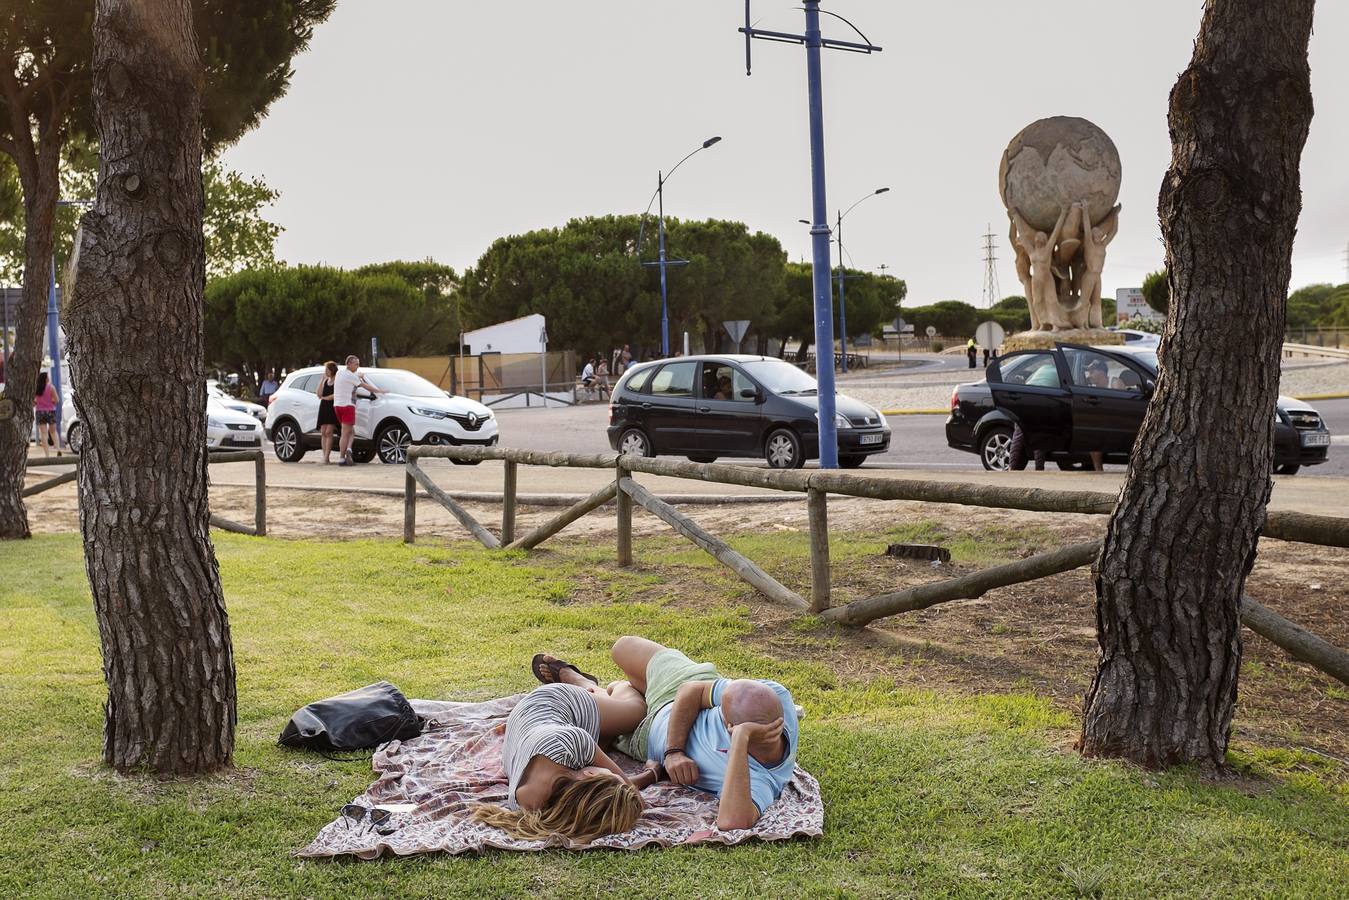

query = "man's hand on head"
[732, 716, 784, 745]
[663, 750, 699, 785]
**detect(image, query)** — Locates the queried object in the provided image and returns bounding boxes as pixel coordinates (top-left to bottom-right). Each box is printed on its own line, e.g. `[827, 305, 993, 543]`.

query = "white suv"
[264, 366, 499, 464]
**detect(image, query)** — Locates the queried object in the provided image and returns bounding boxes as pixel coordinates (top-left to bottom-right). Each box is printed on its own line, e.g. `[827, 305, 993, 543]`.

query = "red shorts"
[335, 405, 356, 426]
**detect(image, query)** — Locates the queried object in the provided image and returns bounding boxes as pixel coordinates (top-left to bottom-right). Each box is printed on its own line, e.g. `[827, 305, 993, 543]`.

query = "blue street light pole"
[739, 0, 882, 469]
[835, 187, 889, 373]
[803, 6, 838, 467]
[639, 136, 722, 358]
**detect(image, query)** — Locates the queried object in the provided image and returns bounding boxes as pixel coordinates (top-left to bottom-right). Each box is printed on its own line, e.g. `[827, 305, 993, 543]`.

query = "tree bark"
[0, 98, 64, 539]
[64, 0, 235, 775]
[1081, 0, 1315, 768]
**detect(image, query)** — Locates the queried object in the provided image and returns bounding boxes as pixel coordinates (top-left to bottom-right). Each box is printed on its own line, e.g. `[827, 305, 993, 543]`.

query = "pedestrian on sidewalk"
[33, 370, 59, 457]
[596, 357, 610, 399]
[259, 369, 279, 406]
[966, 338, 978, 369]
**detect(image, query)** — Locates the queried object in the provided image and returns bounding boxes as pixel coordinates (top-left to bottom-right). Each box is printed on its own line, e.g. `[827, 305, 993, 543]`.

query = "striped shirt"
[503, 683, 600, 808]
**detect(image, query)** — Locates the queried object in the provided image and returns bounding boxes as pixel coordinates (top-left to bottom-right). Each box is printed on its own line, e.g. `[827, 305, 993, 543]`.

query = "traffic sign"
[975, 320, 1005, 350]
[925, 325, 936, 337]
[723, 319, 751, 352]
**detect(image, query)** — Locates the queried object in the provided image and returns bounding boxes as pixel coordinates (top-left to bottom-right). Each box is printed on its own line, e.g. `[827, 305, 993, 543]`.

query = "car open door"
[1057, 344, 1152, 455]
[987, 350, 1073, 452]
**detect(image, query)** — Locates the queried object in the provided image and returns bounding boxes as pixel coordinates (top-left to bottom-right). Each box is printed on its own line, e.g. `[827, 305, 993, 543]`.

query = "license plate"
[1302, 432, 1330, 447]
[860, 433, 884, 445]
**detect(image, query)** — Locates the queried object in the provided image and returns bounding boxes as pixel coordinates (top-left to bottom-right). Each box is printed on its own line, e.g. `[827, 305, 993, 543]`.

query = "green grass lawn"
[1, 533, 1345, 899]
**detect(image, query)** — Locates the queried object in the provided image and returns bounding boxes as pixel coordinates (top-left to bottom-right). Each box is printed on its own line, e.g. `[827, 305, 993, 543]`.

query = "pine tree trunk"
[64, 0, 235, 775]
[1081, 0, 1315, 768]
[0, 161, 60, 540]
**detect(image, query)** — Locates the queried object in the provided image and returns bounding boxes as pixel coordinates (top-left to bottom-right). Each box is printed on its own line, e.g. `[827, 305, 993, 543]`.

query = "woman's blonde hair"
[472, 773, 641, 843]
[324, 360, 338, 376]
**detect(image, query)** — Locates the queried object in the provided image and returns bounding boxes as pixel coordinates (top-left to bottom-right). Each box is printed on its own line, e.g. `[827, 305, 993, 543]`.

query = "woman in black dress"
[317, 360, 340, 464]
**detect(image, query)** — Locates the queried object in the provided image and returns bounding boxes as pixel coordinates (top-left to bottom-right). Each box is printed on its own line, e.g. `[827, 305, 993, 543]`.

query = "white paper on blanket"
[296, 695, 824, 859]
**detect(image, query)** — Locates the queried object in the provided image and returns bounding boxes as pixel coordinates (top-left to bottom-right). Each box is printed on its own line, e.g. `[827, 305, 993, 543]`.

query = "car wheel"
[839, 454, 866, 468]
[350, 447, 376, 464]
[1056, 459, 1092, 472]
[980, 426, 1014, 471]
[765, 428, 803, 469]
[272, 420, 306, 462]
[1275, 463, 1300, 475]
[687, 455, 718, 464]
[67, 421, 84, 455]
[377, 423, 412, 464]
[619, 428, 653, 457]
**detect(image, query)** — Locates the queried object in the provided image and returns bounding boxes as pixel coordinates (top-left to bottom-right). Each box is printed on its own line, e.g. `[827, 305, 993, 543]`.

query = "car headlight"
[877, 411, 889, 428]
[409, 406, 449, 419]
[814, 412, 851, 429]
[207, 416, 223, 429]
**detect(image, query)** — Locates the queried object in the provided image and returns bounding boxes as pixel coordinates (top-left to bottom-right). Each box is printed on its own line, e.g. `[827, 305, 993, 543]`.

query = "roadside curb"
[1294, 392, 1349, 402]
[881, 408, 948, 416]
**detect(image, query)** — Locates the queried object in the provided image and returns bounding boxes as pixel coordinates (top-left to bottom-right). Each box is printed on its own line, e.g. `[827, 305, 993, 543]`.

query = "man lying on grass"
[533, 635, 800, 832]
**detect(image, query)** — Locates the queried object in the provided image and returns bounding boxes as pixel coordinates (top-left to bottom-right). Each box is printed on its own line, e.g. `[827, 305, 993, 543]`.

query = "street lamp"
[835, 187, 889, 372]
[638, 135, 723, 357]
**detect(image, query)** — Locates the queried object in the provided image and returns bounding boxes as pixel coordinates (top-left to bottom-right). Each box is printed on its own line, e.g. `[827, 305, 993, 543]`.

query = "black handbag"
[278, 681, 424, 753]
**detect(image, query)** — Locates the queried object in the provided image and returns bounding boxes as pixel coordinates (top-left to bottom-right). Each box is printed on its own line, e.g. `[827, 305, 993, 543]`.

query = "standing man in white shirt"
[333, 355, 384, 466]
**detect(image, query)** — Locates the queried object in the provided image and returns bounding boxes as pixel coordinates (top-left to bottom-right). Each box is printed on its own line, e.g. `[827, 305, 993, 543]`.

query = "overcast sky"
[220, 1, 1349, 310]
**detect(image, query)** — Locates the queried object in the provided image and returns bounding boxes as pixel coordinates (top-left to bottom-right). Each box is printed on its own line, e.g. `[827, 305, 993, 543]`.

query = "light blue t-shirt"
[647, 678, 799, 815]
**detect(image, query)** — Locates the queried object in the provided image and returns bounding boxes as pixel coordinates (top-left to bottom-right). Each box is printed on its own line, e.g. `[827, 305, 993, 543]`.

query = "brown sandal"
[531, 654, 598, 686]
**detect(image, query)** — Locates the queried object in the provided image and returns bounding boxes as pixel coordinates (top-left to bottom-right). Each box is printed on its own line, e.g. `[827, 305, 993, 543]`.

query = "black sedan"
[606, 355, 891, 468]
[946, 342, 1331, 474]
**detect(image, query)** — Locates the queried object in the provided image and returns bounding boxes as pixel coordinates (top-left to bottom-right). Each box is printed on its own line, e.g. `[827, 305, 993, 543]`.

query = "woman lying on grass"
[472, 658, 660, 842]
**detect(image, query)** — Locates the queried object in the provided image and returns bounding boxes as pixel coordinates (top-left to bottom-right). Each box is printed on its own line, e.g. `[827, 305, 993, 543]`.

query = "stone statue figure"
[1077, 199, 1121, 329]
[998, 116, 1123, 341]
[1009, 215, 1037, 330]
[1011, 206, 1069, 331]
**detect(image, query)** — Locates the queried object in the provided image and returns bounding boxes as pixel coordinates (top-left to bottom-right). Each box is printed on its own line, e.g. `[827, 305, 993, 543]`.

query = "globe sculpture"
[999, 116, 1123, 338]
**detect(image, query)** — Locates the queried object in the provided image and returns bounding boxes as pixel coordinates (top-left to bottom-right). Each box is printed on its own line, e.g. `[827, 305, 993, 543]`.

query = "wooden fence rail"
[22, 450, 267, 536]
[401, 446, 1349, 686]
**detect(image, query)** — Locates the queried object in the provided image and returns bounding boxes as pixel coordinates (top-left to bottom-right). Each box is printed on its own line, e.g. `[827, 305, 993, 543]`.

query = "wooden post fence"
[398, 445, 1349, 687]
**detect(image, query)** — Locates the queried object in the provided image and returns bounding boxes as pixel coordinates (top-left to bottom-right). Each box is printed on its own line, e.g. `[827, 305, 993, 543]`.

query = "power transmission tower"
[981, 224, 1000, 308]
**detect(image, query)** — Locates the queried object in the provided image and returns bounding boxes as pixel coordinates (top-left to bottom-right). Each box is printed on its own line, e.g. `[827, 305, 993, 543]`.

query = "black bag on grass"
[278, 681, 423, 753]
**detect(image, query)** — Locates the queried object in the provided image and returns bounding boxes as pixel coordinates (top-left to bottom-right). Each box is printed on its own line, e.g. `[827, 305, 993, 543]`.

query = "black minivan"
[605, 355, 891, 468]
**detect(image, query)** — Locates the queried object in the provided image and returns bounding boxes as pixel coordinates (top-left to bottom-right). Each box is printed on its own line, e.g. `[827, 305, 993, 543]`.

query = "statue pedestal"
[1001, 328, 1124, 353]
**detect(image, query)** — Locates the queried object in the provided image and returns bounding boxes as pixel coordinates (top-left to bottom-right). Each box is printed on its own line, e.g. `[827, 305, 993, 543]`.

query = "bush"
[1120, 316, 1165, 335]
[931, 341, 945, 353]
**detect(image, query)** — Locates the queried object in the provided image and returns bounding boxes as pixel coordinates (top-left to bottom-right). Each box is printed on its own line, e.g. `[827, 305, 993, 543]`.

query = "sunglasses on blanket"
[341, 804, 394, 835]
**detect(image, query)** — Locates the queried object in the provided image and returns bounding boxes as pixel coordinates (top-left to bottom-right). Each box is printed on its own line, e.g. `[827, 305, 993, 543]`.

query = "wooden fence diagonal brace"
[21, 467, 78, 497]
[823, 541, 1103, 626]
[619, 476, 807, 611]
[405, 460, 501, 549]
[507, 481, 617, 551]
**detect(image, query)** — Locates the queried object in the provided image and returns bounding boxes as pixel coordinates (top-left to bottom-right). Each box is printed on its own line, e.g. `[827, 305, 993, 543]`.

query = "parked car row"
[945, 342, 1331, 474]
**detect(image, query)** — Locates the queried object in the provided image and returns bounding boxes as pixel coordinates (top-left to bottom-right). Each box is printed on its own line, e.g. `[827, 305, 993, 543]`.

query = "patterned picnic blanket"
[296, 695, 824, 858]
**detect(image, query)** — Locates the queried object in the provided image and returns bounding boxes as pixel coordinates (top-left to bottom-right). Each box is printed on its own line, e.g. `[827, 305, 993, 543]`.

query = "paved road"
[490, 397, 1349, 478]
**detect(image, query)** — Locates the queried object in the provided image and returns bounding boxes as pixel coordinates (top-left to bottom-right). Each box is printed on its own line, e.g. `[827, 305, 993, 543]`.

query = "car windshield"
[742, 359, 819, 395]
[362, 371, 445, 398]
[1129, 351, 1158, 373]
